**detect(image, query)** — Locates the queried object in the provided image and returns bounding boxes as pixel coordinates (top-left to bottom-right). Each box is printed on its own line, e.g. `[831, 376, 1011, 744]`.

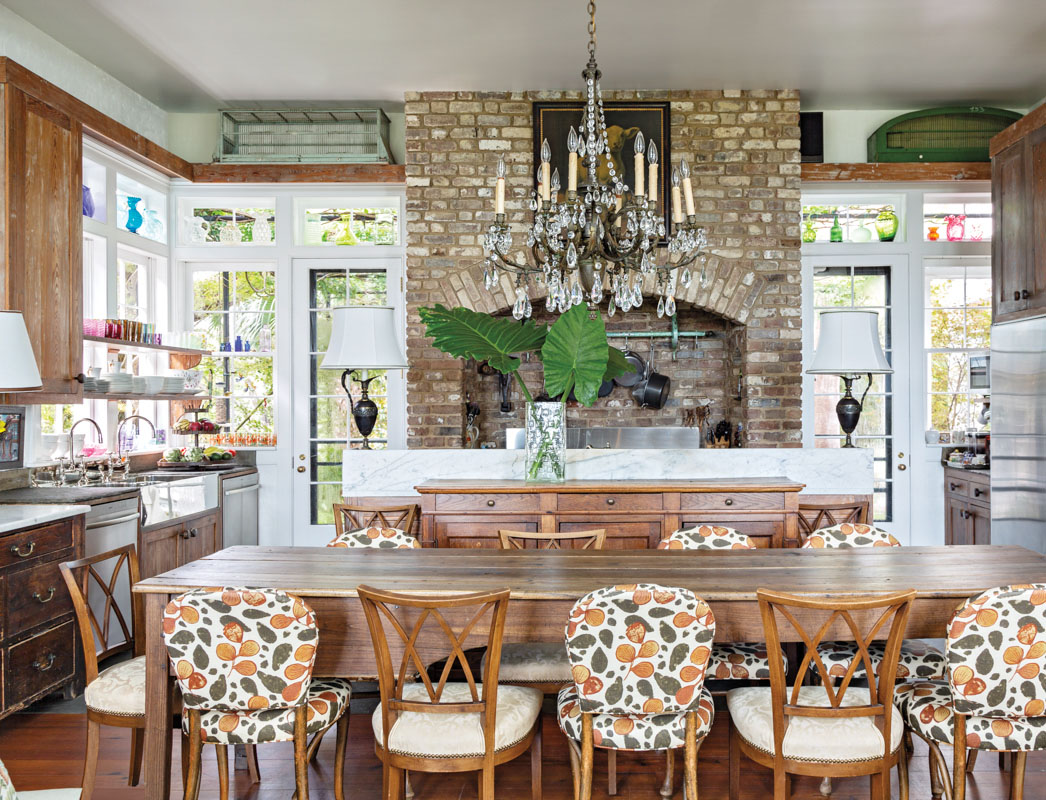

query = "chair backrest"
[357, 585, 510, 761]
[657, 524, 756, 550]
[798, 501, 870, 536]
[327, 526, 421, 549]
[163, 588, 318, 712]
[757, 588, 915, 760]
[565, 583, 715, 716]
[333, 503, 420, 538]
[801, 522, 901, 549]
[498, 529, 606, 550]
[59, 544, 142, 684]
[947, 584, 1046, 718]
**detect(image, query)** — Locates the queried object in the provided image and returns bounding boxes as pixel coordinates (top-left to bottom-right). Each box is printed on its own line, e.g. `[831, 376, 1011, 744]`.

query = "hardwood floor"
[1, 708, 1043, 799]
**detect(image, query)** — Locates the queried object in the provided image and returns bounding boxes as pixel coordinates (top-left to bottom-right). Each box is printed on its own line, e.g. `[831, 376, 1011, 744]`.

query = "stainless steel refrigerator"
[991, 316, 1046, 552]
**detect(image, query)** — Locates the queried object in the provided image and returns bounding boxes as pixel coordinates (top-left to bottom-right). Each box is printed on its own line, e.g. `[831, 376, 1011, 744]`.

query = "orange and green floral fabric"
[326, 526, 420, 549]
[657, 525, 756, 550]
[801, 523, 901, 549]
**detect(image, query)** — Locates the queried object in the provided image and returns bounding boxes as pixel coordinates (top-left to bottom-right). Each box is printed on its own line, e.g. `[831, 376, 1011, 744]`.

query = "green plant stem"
[511, 370, 534, 404]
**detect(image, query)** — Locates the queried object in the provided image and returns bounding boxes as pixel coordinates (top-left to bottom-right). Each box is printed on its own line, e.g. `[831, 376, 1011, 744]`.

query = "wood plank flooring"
[1, 708, 1043, 799]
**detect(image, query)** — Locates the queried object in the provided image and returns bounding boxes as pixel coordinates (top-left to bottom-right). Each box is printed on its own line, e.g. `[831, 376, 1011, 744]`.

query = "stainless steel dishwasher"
[84, 497, 141, 653]
[221, 472, 259, 547]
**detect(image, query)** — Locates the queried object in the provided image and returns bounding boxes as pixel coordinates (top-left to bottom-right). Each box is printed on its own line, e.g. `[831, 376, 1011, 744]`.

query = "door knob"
[296, 466, 306, 473]
[897, 464, 907, 471]
[298, 454, 306, 461]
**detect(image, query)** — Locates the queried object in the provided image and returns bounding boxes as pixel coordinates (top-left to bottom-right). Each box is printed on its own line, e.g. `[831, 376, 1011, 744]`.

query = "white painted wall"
[0, 4, 168, 144]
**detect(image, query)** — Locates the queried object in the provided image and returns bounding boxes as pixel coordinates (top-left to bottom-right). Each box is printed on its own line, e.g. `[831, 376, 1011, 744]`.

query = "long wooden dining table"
[134, 544, 1046, 799]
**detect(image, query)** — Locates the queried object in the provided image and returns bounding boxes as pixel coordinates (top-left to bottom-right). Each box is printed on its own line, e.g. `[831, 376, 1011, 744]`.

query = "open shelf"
[83, 392, 212, 402]
[83, 335, 209, 357]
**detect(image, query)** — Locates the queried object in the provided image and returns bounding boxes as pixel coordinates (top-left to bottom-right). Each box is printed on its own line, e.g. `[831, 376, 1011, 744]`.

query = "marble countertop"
[0, 504, 91, 534]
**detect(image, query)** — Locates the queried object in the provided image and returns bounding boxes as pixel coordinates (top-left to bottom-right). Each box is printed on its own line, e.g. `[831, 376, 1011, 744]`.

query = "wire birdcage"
[218, 109, 392, 164]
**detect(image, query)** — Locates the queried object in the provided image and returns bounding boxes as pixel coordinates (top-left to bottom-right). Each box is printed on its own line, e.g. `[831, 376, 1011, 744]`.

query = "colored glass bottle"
[875, 208, 899, 242]
[802, 220, 817, 243]
[829, 213, 843, 242]
[125, 197, 143, 234]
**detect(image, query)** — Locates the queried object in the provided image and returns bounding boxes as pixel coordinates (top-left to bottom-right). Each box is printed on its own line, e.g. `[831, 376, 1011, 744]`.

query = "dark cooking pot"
[613, 348, 645, 387]
[632, 371, 671, 408]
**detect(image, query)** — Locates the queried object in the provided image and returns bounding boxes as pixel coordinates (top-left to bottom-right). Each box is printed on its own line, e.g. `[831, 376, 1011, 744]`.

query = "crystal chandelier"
[483, 0, 707, 320]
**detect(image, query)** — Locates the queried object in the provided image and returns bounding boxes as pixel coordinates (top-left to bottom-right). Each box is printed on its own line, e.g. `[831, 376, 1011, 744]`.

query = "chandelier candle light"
[483, 0, 707, 320]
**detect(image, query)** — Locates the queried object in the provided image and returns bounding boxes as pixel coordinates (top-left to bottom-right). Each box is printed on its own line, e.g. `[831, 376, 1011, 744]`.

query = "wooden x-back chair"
[797, 500, 870, 538]
[333, 503, 421, 538]
[497, 529, 606, 550]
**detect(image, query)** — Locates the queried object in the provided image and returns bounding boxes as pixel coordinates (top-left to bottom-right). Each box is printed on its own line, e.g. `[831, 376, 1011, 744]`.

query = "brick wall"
[404, 89, 802, 449]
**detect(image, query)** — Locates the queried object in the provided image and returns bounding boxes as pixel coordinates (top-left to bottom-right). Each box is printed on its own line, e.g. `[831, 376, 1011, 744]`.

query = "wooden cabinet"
[991, 102, 1046, 323]
[944, 467, 991, 545]
[0, 76, 83, 404]
[0, 514, 84, 721]
[417, 479, 804, 549]
[139, 510, 221, 579]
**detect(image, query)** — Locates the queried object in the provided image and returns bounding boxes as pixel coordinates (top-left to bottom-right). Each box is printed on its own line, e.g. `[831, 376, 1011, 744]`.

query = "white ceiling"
[5, 0, 1046, 111]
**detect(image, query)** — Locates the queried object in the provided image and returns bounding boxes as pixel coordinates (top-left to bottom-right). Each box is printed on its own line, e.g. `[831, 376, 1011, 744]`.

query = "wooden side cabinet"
[944, 467, 991, 545]
[139, 510, 221, 579]
[0, 69, 84, 404]
[0, 513, 85, 721]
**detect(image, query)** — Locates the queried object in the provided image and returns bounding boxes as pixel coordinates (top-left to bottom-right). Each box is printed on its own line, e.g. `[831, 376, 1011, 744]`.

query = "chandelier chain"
[587, 0, 596, 58]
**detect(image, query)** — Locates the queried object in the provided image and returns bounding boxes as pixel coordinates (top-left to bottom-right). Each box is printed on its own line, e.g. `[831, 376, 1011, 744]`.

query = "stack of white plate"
[102, 373, 133, 395]
[130, 377, 146, 394]
[163, 376, 186, 394]
[142, 376, 166, 395]
[83, 375, 100, 392]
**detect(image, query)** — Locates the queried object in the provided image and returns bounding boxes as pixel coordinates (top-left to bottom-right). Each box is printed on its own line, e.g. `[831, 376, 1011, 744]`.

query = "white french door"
[290, 258, 405, 545]
[803, 255, 912, 541]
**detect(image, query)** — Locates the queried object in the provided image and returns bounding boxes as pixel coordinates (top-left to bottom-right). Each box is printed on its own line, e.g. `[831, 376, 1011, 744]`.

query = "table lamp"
[806, 309, 892, 448]
[320, 306, 407, 449]
[0, 311, 42, 391]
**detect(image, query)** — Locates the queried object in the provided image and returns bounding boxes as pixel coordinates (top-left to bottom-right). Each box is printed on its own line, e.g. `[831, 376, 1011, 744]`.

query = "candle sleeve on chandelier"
[671, 167, 683, 224]
[495, 157, 506, 215]
[647, 141, 658, 203]
[567, 126, 579, 192]
[540, 138, 551, 203]
[680, 158, 696, 217]
[634, 131, 646, 198]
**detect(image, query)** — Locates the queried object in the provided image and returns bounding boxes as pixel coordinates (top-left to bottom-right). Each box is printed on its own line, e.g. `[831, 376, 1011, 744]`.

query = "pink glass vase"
[945, 214, 966, 242]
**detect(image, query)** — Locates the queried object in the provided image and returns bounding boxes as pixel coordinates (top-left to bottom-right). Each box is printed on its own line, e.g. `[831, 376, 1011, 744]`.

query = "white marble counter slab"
[342, 448, 873, 497]
[0, 503, 91, 535]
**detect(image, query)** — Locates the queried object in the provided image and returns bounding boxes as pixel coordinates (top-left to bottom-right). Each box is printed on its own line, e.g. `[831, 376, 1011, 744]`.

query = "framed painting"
[533, 100, 672, 235]
[0, 407, 25, 469]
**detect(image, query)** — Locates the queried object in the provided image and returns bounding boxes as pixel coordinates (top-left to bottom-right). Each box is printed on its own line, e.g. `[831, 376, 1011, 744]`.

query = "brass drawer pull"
[606, 498, 615, 505]
[486, 500, 495, 507]
[32, 654, 56, 672]
[11, 542, 35, 558]
[724, 498, 734, 506]
[33, 587, 56, 604]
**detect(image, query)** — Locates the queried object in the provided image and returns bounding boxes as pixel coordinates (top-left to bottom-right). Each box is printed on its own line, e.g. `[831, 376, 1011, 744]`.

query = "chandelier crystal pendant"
[482, 0, 707, 320]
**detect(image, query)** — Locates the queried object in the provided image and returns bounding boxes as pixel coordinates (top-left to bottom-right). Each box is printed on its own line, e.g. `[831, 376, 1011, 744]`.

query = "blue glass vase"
[125, 197, 143, 233]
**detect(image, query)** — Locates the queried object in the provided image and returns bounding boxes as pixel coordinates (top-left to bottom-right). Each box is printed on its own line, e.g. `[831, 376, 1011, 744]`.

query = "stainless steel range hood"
[504, 426, 705, 449]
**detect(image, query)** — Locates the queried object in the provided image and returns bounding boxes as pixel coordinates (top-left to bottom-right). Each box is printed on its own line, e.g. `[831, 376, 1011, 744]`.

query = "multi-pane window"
[925, 263, 992, 433]
[183, 205, 275, 245]
[308, 268, 389, 525]
[812, 266, 894, 522]
[191, 269, 277, 446]
[295, 198, 400, 246]
[117, 258, 148, 322]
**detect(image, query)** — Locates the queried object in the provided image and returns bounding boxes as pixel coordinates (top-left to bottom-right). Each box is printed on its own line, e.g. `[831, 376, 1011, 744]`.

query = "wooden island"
[416, 478, 805, 549]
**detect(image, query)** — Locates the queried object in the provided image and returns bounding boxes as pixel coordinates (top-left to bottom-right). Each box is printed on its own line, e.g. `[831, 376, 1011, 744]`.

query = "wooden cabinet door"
[433, 515, 541, 548]
[1027, 124, 1046, 315]
[678, 515, 787, 549]
[969, 503, 992, 546]
[180, 513, 220, 565]
[945, 497, 971, 546]
[992, 139, 1030, 321]
[139, 523, 182, 579]
[0, 87, 83, 403]
[558, 516, 662, 549]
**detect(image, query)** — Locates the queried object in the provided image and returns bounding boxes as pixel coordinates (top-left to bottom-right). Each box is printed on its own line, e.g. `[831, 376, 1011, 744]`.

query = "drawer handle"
[974, 488, 985, 497]
[724, 498, 734, 506]
[33, 587, 56, 604]
[486, 500, 495, 507]
[949, 482, 960, 491]
[32, 654, 56, 672]
[189, 528, 198, 538]
[1015, 290, 1022, 301]
[962, 510, 972, 520]
[11, 542, 35, 558]
[180, 530, 190, 539]
[606, 498, 615, 506]
[1022, 289, 1031, 300]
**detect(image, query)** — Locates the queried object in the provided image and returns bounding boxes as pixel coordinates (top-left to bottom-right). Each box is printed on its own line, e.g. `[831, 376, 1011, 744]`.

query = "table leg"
[144, 592, 173, 800]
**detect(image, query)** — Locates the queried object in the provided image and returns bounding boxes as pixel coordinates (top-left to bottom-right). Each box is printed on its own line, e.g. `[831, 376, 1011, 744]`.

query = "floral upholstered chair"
[558, 583, 716, 800]
[327, 526, 421, 549]
[658, 525, 786, 681]
[0, 757, 81, 799]
[801, 523, 947, 684]
[163, 588, 352, 800]
[896, 584, 1046, 800]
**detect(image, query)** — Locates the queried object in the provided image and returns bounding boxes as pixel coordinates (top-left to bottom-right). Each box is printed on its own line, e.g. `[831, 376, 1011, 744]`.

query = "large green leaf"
[541, 303, 610, 407]
[604, 346, 633, 382]
[418, 304, 547, 374]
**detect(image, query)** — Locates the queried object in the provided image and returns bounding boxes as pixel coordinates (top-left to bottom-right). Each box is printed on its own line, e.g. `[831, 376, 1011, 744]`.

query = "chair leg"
[728, 724, 741, 800]
[953, 713, 968, 800]
[180, 731, 190, 785]
[567, 739, 581, 800]
[608, 748, 618, 795]
[530, 718, 543, 800]
[683, 712, 699, 800]
[897, 735, 910, 800]
[659, 748, 674, 799]
[967, 748, 979, 772]
[405, 772, 414, 800]
[246, 744, 261, 784]
[334, 711, 349, 800]
[293, 705, 310, 800]
[580, 714, 594, 800]
[81, 719, 100, 800]
[819, 777, 832, 796]
[307, 729, 326, 763]
[1010, 751, 1027, 800]
[129, 726, 145, 786]
[870, 772, 883, 800]
[478, 763, 494, 800]
[387, 767, 405, 800]
[215, 745, 230, 800]
[773, 767, 788, 800]
[184, 710, 203, 800]
[999, 751, 1009, 771]
[905, 730, 914, 762]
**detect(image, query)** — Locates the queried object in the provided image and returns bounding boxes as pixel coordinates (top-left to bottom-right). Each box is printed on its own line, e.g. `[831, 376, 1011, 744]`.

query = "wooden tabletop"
[133, 545, 1046, 600]
[414, 477, 805, 493]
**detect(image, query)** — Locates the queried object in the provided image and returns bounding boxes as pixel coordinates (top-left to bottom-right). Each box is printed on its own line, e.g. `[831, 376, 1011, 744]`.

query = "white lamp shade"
[807, 310, 893, 375]
[0, 311, 42, 391]
[320, 306, 408, 370]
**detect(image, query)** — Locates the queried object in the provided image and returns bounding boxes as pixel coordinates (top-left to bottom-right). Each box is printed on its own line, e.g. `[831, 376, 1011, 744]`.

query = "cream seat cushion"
[371, 682, 542, 758]
[480, 642, 572, 683]
[727, 686, 904, 763]
[84, 655, 146, 717]
[19, 792, 83, 799]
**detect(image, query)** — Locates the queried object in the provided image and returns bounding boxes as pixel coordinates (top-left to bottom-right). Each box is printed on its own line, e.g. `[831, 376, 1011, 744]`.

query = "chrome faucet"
[68, 418, 104, 462]
[116, 415, 156, 459]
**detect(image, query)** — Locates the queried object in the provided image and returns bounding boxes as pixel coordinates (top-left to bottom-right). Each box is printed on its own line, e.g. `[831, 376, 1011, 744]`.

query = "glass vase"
[875, 208, 899, 241]
[525, 401, 566, 483]
[125, 197, 143, 233]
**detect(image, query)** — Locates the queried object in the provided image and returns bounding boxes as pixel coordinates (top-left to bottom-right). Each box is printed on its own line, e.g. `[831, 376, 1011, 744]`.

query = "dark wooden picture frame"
[533, 100, 672, 236]
[0, 406, 26, 469]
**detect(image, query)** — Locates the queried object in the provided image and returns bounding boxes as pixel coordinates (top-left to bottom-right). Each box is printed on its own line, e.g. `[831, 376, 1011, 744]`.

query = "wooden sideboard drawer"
[434, 494, 540, 513]
[557, 493, 662, 512]
[0, 522, 72, 569]
[680, 492, 785, 511]
[434, 516, 540, 548]
[6, 552, 75, 634]
[4, 619, 76, 710]
[945, 476, 970, 498]
[968, 480, 991, 505]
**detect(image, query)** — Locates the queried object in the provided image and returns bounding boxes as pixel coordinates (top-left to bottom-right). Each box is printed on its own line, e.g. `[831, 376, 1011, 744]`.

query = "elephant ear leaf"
[541, 303, 610, 407]
[604, 346, 632, 382]
[418, 304, 547, 374]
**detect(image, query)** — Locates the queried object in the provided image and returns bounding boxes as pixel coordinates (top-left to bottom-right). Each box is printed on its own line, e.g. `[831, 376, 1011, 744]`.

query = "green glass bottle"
[802, 219, 817, 243]
[875, 208, 899, 242]
[829, 213, 843, 243]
